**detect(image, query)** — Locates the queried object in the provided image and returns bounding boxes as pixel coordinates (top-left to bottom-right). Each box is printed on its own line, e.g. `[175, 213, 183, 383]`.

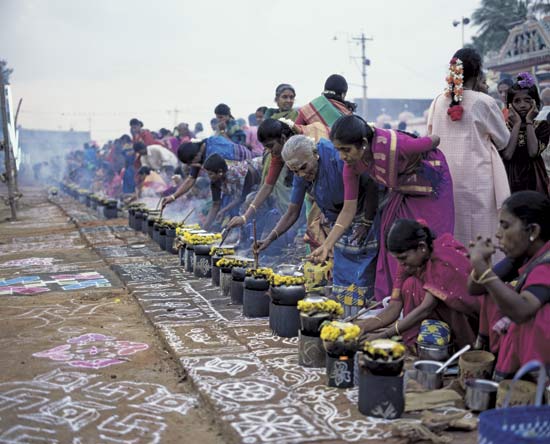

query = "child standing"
[501, 72, 550, 196]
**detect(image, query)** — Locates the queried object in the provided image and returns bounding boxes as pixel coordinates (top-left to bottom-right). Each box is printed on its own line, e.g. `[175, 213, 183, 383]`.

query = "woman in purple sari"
[319, 115, 454, 301]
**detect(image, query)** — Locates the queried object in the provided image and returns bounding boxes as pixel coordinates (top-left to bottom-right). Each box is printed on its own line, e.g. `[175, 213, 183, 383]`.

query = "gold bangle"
[334, 223, 345, 229]
[394, 321, 400, 336]
[272, 229, 280, 239]
[241, 214, 247, 224]
[250, 203, 257, 212]
[372, 316, 383, 323]
[480, 275, 499, 285]
[471, 267, 492, 284]
[170, 195, 176, 202]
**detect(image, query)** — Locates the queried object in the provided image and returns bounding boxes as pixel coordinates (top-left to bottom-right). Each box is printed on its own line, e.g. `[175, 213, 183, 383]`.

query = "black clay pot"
[326, 352, 356, 388]
[300, 313, 331, 336]
[147, 217, 156, 237]
[358, 353, 404, 377]
[230, 267, 246, 304]
[298, 331, 326, 368]
[194, 252, 211, 278]
[153, 223, 161, 244]
[159, 230, 167, 251]
[211, 254, 222, 286]
[166, 228, 177, 254]
[178, 244, 186, 266]
[193, 244, 211, 256]
[220, 269, 232, 297]
[86, 195, 92, 207]
[269, 302, 300, 338]
[96, 204, 105, 218]
[244, 276, 270, 291]
[141, 214, 150, 234]
[135, 211, 145, 231]
[243, 287, 270, 317]
[104, 201, 117, 219]
[270, 284, 306, 306]
[128, 208, 135, 229]
[91, 199, 98, 210]
[185, 246, 194, 273]
[358, 368, 404, 419]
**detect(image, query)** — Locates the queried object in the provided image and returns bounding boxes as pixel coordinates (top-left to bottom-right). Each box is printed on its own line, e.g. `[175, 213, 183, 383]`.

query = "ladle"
[435, 344, 471, 374]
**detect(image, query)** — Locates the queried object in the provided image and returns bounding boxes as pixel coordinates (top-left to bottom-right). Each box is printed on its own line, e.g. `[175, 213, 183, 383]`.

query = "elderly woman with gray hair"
[255, 135, 379, 315]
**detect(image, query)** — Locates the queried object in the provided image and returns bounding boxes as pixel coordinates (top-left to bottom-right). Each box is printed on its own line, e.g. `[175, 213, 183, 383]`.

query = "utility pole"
[352, 33, 373, 119]
[168, 107, 180, 127]
[0, 77, 17, 220]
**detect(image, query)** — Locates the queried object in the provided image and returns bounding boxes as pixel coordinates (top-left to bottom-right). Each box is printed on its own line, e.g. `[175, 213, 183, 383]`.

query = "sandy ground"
[0, 188, 225, 444]
[0, 187, 477, 444]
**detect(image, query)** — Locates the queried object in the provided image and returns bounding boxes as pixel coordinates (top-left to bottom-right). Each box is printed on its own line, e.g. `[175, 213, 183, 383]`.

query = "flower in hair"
[517, 72, 536, 89]
[445, 57, 464, 103]
[447, 105, 464, 121]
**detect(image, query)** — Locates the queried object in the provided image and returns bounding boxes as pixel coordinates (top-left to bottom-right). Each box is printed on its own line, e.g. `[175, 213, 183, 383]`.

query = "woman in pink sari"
[359, 219, 479, 348]
[468, 191, 550, 379]
[320, 115, 454, 301]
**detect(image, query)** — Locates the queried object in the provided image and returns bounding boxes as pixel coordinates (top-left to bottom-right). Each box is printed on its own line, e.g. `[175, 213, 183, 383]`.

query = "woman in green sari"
[264, 84, 299, 121]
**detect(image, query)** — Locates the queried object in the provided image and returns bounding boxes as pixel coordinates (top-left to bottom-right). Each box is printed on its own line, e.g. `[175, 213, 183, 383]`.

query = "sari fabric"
[392, 233, 479, 348]
[480, 242, 550, 378]
[343, 128, 455, 301]
[290, 139, 378, 310]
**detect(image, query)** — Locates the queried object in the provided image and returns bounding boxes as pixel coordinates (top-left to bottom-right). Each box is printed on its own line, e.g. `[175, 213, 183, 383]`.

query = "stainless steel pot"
[414, 360, 443, 390]
[464, 378, 498, 411]
[416, 342, 452, 362]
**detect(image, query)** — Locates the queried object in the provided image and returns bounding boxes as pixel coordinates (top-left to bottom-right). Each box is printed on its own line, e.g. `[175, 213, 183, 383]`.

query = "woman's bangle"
[241, 214, 247, 224]
[271, 228, 280, 240]
[170, 195, 176, 202]
[249, 203, 257, 213]
[394, 321, 400, 336]
[372, 316, 383, 323]
[335, 223, 345, 229]
[479, 275, 499, 285]
[471, 267, 492, 284]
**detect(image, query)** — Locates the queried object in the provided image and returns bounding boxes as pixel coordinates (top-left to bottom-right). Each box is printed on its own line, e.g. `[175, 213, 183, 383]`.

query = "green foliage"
[471, 0, 550, 56]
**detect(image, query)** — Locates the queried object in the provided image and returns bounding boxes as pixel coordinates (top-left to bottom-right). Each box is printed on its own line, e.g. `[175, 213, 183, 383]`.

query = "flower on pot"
[270, 273, 305, 287]
[320, 321, 361, 355]
[183, 232, 222, 246]
[209, 246, 235, 256]
[215, 257, 251, 269]
[297, 299, 343, 317]
[245, 267, 273, 280]
[175, 224, 201, 236]
[362, 339, 406, 362]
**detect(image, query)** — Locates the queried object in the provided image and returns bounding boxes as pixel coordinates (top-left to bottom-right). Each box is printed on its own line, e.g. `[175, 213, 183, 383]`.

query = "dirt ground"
[0, 188, 225, 444]
[0, 188, 478, 444]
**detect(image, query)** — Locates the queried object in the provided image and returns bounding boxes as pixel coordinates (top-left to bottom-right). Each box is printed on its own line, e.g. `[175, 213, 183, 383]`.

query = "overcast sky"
[1, 0, 481, 143]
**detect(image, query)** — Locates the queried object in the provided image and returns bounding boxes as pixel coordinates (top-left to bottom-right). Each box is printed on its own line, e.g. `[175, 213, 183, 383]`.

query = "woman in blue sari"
[256, 135, 379, 315]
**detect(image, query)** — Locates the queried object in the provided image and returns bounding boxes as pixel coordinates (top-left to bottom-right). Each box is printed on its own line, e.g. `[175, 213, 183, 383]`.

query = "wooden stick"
[218, 227, 231, 248]
[343, 299, 385, 322]
[253, 219, 259, 269]
[181, 208, 195, 225]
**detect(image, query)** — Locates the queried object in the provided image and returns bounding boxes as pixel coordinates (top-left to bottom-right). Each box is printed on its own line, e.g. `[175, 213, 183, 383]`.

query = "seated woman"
[202, 154, 262, 230]
[359, 219, 480, 349]
[322, 115, 454, 302]
[256, 135, 379, 316]
[468, 190, 550, 379]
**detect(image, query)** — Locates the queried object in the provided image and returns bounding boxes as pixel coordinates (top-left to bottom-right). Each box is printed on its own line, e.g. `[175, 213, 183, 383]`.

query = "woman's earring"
[529, 236, 535, 242]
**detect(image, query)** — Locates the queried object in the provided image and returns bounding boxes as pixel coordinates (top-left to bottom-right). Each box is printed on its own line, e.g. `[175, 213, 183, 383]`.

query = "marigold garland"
[215, 257, 251, 268]
[270, 273, 305, 287]
[175, 224, 201, 236]
[297, 299, 343, 316]
[209, 246, 236, 256]
[183, 231, 221, 246]
[320, 321, 361, 342]
[363, 339, 406, 361]
[246, 267, 273, 279]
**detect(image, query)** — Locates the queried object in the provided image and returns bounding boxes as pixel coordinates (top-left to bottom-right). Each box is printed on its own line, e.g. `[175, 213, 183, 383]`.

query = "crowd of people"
[63, 47, 550, 378]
